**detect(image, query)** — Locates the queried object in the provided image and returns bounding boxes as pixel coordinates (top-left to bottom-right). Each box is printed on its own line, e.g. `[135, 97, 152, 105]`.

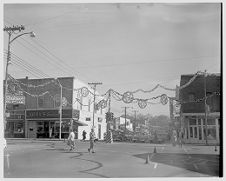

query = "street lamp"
[55, 78, 63, 140]
[4, 30, 35, 134]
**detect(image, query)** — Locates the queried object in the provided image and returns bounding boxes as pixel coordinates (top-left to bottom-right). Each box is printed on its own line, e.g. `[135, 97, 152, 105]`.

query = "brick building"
[179, 73, 221, 144]
[5, 76, 107, 140]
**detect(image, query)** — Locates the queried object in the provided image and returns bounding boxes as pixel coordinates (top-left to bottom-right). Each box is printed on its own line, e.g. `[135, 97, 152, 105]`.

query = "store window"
[190, 127, 193, 138]
[14, 122, 24, 133]
[203, 126, 217, 140]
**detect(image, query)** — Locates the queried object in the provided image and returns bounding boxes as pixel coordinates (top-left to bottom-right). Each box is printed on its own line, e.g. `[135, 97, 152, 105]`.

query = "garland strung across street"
[6, 71, 220, 110]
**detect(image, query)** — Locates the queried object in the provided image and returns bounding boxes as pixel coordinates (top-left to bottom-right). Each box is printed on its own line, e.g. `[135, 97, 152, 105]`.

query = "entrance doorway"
[98, 124, 101, 140]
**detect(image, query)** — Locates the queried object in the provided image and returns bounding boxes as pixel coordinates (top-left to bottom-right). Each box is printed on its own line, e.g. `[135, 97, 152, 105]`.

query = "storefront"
[5, 110, 25, 138]
[25, 109, 85, 139]
[182, 113, 220, 144]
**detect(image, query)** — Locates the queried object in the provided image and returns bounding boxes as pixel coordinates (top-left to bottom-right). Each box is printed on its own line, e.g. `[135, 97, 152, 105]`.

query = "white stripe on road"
[6, 153, 10, 169]
[154, 163, 158, 169]
[193, 164, 199, 170]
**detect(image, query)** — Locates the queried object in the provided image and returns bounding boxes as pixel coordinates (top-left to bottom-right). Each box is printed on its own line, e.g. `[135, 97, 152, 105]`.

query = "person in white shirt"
[68, 129, 76, 151]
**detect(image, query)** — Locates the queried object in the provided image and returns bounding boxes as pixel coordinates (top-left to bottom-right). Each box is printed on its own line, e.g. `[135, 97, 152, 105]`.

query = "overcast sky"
[3, 3, 221, 117]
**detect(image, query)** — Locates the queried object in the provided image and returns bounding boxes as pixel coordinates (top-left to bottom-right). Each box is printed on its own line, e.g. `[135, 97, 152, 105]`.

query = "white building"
[73, 79, 107, 140]
[115, 117, 133, 132]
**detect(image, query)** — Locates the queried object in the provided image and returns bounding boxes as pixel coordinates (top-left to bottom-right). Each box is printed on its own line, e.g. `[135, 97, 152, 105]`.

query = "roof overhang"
[71, 119, 88, 126]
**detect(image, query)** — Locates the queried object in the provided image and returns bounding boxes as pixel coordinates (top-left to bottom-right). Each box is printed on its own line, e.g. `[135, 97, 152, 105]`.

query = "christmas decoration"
[138, 99, 147, 109]
[122, 91, 134, 104]
[81, 87, 89, 97]
[160, 94, 168, 105]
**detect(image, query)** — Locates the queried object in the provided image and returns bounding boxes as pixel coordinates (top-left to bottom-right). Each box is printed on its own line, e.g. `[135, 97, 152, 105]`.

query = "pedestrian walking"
[67, 129, 76, 151]
[82, 130, 87, 141]
[88, 128, 96, 153]
[172, 129, 177, 147]
[178, 130, 183, 148]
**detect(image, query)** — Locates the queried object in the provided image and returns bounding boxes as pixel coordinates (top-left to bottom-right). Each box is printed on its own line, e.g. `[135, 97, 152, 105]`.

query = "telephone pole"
[132, 110, 138, 132]
[88, 82, 102, 127]
[122, 106, 132, 138]
[3, 25, 35, 133]
[204, 70, 208, 145]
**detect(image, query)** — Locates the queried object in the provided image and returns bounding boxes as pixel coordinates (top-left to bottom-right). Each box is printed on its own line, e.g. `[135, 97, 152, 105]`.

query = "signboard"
[6, 94, 25, 104]
[72, 109, 80, 120]
[26, 109, 72, 119]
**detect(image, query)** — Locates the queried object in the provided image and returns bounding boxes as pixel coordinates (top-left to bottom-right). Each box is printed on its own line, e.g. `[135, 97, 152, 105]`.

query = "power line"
[4, 50, 51, 78]
[4, 54, 43, 79]
[14, 39, 72, 75]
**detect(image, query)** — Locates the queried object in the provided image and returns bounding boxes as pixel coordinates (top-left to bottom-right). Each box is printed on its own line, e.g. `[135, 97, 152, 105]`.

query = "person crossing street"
[88, 128, 96, 153]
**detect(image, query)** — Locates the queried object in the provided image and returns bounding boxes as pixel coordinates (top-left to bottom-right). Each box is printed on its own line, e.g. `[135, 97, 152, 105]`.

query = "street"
[4, 139, 220, 178]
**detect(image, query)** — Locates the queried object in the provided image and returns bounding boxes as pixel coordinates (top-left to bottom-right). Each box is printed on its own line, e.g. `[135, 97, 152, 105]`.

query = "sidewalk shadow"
[134, 153, 219, 176]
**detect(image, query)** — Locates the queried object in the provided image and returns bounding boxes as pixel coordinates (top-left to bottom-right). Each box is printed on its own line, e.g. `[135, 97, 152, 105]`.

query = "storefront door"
[98, 124, 101, 140]
[28, 121, 37, 138]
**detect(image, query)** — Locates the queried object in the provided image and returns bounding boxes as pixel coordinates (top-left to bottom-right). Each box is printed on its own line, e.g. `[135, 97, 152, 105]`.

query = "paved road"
[4, 140, 220, 178]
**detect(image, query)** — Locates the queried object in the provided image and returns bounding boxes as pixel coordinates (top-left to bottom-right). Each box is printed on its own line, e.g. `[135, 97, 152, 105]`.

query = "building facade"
[179, 73, 221, 144]
[113, 117, 133, 132]
[5, 76, 107, 140]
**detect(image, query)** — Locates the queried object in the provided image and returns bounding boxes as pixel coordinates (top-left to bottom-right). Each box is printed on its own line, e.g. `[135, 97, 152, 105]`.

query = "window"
[86, 117, 91, 121]
[188, 93, 195, 102]
[98, 117, 102, 122]
[14, 122, 24, 133]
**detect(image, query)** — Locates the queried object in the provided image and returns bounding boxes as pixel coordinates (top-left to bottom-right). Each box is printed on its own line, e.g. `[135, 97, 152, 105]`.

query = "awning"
[71, 119, 88, 126]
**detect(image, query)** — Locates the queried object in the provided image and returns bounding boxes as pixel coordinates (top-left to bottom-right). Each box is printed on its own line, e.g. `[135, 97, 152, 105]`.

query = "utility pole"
[122, 106, 132, 138]
[88, 82, 102, 127]
[204, 70, 208, 145]
[107, 89, 112, 130]
[132, 110, 138, 132]
[3, 25, 35, 134]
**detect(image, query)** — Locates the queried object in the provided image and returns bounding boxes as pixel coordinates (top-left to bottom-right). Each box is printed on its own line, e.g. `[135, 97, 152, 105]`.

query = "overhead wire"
[4, 52, 49, 79]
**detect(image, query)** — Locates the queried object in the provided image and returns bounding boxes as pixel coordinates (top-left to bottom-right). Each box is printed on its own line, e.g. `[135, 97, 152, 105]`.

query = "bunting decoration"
[81, 87, 89, 97]
[138, 99, 147, 109]
[160, 94, 168, 105]
[122, 91, 134, 104]
[6, 71, 220, 110]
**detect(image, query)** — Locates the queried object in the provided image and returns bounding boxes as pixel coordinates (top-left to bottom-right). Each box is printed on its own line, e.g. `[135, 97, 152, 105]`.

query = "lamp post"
[56, 78, 63, 140]
[4, 27, 35, 134]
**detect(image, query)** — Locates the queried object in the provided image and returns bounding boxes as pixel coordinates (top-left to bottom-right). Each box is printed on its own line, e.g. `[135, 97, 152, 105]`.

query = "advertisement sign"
[6, 94, 25, 104]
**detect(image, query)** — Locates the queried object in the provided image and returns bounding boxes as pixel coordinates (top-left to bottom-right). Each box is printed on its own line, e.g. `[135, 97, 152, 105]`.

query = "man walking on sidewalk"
[88, 128, 96, 153]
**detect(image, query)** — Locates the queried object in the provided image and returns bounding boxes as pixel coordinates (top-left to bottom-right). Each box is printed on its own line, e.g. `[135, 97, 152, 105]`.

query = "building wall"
[73, 79, 107, 140]
[179, 74, 221, 144]
[5, 76, 107, 140]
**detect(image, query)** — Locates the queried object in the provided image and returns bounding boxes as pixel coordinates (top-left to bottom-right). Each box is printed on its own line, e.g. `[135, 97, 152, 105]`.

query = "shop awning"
[71, 119, 88, 126]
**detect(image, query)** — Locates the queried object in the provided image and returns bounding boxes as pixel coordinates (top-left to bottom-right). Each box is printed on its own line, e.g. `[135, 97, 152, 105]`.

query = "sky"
[2, 2, 221, 117]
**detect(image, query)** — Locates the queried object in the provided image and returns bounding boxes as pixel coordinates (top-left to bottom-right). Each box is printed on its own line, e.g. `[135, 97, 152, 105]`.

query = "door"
[28, 121, 37, 138]
[98, 124, 101, 140]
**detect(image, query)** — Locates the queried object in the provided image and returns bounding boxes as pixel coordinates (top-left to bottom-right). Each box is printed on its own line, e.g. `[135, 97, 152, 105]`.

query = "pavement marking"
[154, 163, 158, 169]
[6, 153, 10, 169]
[193, 164, 199, 170]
